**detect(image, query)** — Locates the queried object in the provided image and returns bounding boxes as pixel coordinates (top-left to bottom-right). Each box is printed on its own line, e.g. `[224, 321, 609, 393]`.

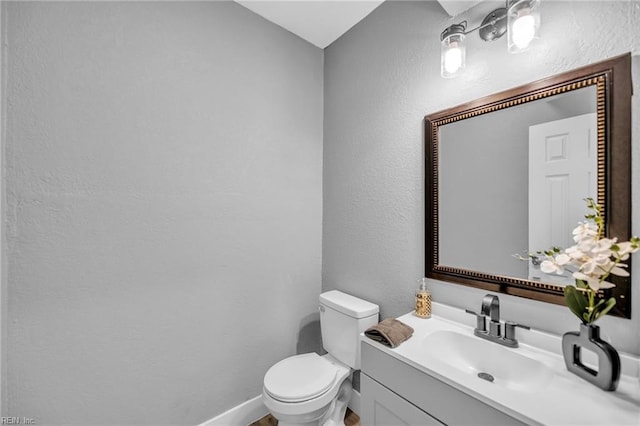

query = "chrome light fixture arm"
[441, 7, 508, 44]
[439, 0, 540, 78]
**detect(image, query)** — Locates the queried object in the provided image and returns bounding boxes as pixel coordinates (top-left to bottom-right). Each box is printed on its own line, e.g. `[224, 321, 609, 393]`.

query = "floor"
[249, 408, 360, 426]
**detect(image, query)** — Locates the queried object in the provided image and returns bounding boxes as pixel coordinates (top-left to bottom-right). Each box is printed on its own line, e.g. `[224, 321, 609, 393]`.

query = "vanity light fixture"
[440, 22, 467, 78]
[507, 0, 540, 53]
[440, 0, 540, 78]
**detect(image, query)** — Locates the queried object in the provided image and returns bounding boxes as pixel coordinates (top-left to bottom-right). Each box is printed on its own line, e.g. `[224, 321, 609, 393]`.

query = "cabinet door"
[361, 342, 527, 425]
[361, 373, 444, 426]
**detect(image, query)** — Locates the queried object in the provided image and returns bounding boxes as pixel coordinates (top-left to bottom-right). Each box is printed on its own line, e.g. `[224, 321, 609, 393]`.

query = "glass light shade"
[507, 0, 540, 53]
[441, 33, 466, 78]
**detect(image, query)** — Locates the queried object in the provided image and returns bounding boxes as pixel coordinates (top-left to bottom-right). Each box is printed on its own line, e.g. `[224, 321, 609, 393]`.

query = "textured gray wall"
[323, 0, 640, 354]
[0, 1, 4, 419]
[3, 1, 322, 424]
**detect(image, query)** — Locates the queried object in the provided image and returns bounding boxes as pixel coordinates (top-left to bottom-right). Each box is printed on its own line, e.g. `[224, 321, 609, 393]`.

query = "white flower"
[565, 245, 585, 260]
[540, 253, 571, 275]
[614, 241, 640, 261]
[521, 199, 639, 324]
[576, 239, 595, 254]
[609, 264, 630, 277]
[549, 220, 636, 291]
[541, 260, 562, 274]
[592, 238, 616, 257]
[573, 271, 616, 291]
[572, 221, 598, 243]
[580, 254, 612, 276]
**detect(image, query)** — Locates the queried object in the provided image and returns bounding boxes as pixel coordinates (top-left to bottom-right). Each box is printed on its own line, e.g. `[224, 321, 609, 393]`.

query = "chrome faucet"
[481, 294, 501, 338]
[465, 294, 529, 348]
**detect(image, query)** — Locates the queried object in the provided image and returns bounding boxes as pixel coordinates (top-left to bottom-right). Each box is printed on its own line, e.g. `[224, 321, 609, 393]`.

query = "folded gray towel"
[364, 318, 414, 348]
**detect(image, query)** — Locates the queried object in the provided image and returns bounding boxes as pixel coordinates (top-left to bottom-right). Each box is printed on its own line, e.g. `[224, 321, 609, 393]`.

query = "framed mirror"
[425, 54, 632, 317]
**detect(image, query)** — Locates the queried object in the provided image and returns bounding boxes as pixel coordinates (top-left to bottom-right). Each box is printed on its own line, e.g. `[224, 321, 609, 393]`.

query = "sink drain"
[477, 372, 494, 383]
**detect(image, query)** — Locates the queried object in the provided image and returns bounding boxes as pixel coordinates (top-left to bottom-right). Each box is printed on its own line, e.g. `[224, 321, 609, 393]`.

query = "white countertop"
[361, 302, 640, 425]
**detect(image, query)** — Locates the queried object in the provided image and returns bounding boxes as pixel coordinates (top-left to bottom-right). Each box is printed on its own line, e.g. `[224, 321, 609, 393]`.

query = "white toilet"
[262, 290, 379, 426]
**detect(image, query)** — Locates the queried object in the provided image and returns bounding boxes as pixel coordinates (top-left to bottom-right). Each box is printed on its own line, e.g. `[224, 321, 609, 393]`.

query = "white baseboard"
[199, 395, 267, 426]
[199, 389, 360, 426]
[348, 389, 360, 416]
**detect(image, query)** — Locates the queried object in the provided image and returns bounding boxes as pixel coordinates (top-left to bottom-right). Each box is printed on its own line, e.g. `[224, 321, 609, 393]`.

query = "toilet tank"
[319, 290, 379, 370]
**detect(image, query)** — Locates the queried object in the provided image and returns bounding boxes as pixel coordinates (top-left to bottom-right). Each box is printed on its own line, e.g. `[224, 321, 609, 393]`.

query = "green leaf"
[575, 279, 588, 289]
[587, 299, 605, 323]
[564, 286, 588, 323]
[593, 298, 616, 322]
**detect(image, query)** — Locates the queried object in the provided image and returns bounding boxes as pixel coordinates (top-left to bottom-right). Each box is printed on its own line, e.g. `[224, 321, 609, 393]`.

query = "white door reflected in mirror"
[528, 113, 597, 286]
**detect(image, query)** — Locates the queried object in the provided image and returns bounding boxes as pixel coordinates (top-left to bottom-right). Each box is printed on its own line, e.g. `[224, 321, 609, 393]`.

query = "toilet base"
[272, 379, 352, 426]
[320, 378, 352, 426]
[278, 421, 319, 426]
[273, 408, 324, 426]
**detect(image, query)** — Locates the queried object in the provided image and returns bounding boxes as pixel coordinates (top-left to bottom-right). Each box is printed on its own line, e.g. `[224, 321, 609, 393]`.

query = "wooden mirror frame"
[425, 53, 632, 318]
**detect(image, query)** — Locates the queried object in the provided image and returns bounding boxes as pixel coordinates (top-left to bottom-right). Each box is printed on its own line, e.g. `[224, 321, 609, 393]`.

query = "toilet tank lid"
[320, 290, 379, 319]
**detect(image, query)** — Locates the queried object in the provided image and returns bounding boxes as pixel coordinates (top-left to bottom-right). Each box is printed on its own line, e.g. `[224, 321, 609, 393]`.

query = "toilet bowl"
[262, 353, 351, 426]
[262, 291, 379, 426]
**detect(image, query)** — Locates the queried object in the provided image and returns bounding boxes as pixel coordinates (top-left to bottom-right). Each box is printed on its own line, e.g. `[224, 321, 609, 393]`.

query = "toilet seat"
[264, 353, 338, 403]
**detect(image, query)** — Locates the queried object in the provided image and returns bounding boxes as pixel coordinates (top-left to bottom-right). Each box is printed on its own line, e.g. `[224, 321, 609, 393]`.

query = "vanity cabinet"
[360, 341, 526, 426]
[361, 373, 443, 425]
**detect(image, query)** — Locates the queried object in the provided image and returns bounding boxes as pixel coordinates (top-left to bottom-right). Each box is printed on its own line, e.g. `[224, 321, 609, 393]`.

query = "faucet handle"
[464, 309, 486, 332]
[504, 321, 530, 341]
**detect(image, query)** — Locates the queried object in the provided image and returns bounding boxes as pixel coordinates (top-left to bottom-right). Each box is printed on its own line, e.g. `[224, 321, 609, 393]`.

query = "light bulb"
[512, 14, 535, 49]
[440, 29, 465, 78]
[507, 0, 540, 53]
[444, 45, 463, 74]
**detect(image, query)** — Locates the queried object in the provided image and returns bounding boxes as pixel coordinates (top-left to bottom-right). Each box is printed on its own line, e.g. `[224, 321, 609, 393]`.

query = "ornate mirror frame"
[425, 53, 632, 317]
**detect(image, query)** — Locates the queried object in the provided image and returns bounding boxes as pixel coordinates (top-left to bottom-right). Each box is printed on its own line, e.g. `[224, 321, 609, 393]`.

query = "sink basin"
[361, 306, 640, 426]
[420, 330, 554, 392]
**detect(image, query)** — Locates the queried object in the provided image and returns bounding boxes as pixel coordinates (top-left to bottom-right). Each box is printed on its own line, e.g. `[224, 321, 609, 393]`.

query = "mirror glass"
[438, 86, 596, 286]
[425, 54, 632, 316]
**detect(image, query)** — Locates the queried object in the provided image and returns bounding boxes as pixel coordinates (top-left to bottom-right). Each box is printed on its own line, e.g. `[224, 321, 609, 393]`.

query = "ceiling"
[234, 0, 484, 49]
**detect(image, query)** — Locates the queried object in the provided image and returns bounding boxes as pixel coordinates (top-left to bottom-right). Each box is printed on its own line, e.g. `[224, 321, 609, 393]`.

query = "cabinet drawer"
[361, 342, 526, 426]
[361, 373, 444, 425]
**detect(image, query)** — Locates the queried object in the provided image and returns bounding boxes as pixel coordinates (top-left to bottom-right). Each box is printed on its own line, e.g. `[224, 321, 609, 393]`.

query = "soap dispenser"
[415, 278, 431, 318]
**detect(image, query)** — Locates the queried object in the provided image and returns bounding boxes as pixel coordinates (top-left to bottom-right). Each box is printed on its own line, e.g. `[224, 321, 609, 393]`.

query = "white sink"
[420, 330, 554, 392]
[361, 303, 640, 426]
